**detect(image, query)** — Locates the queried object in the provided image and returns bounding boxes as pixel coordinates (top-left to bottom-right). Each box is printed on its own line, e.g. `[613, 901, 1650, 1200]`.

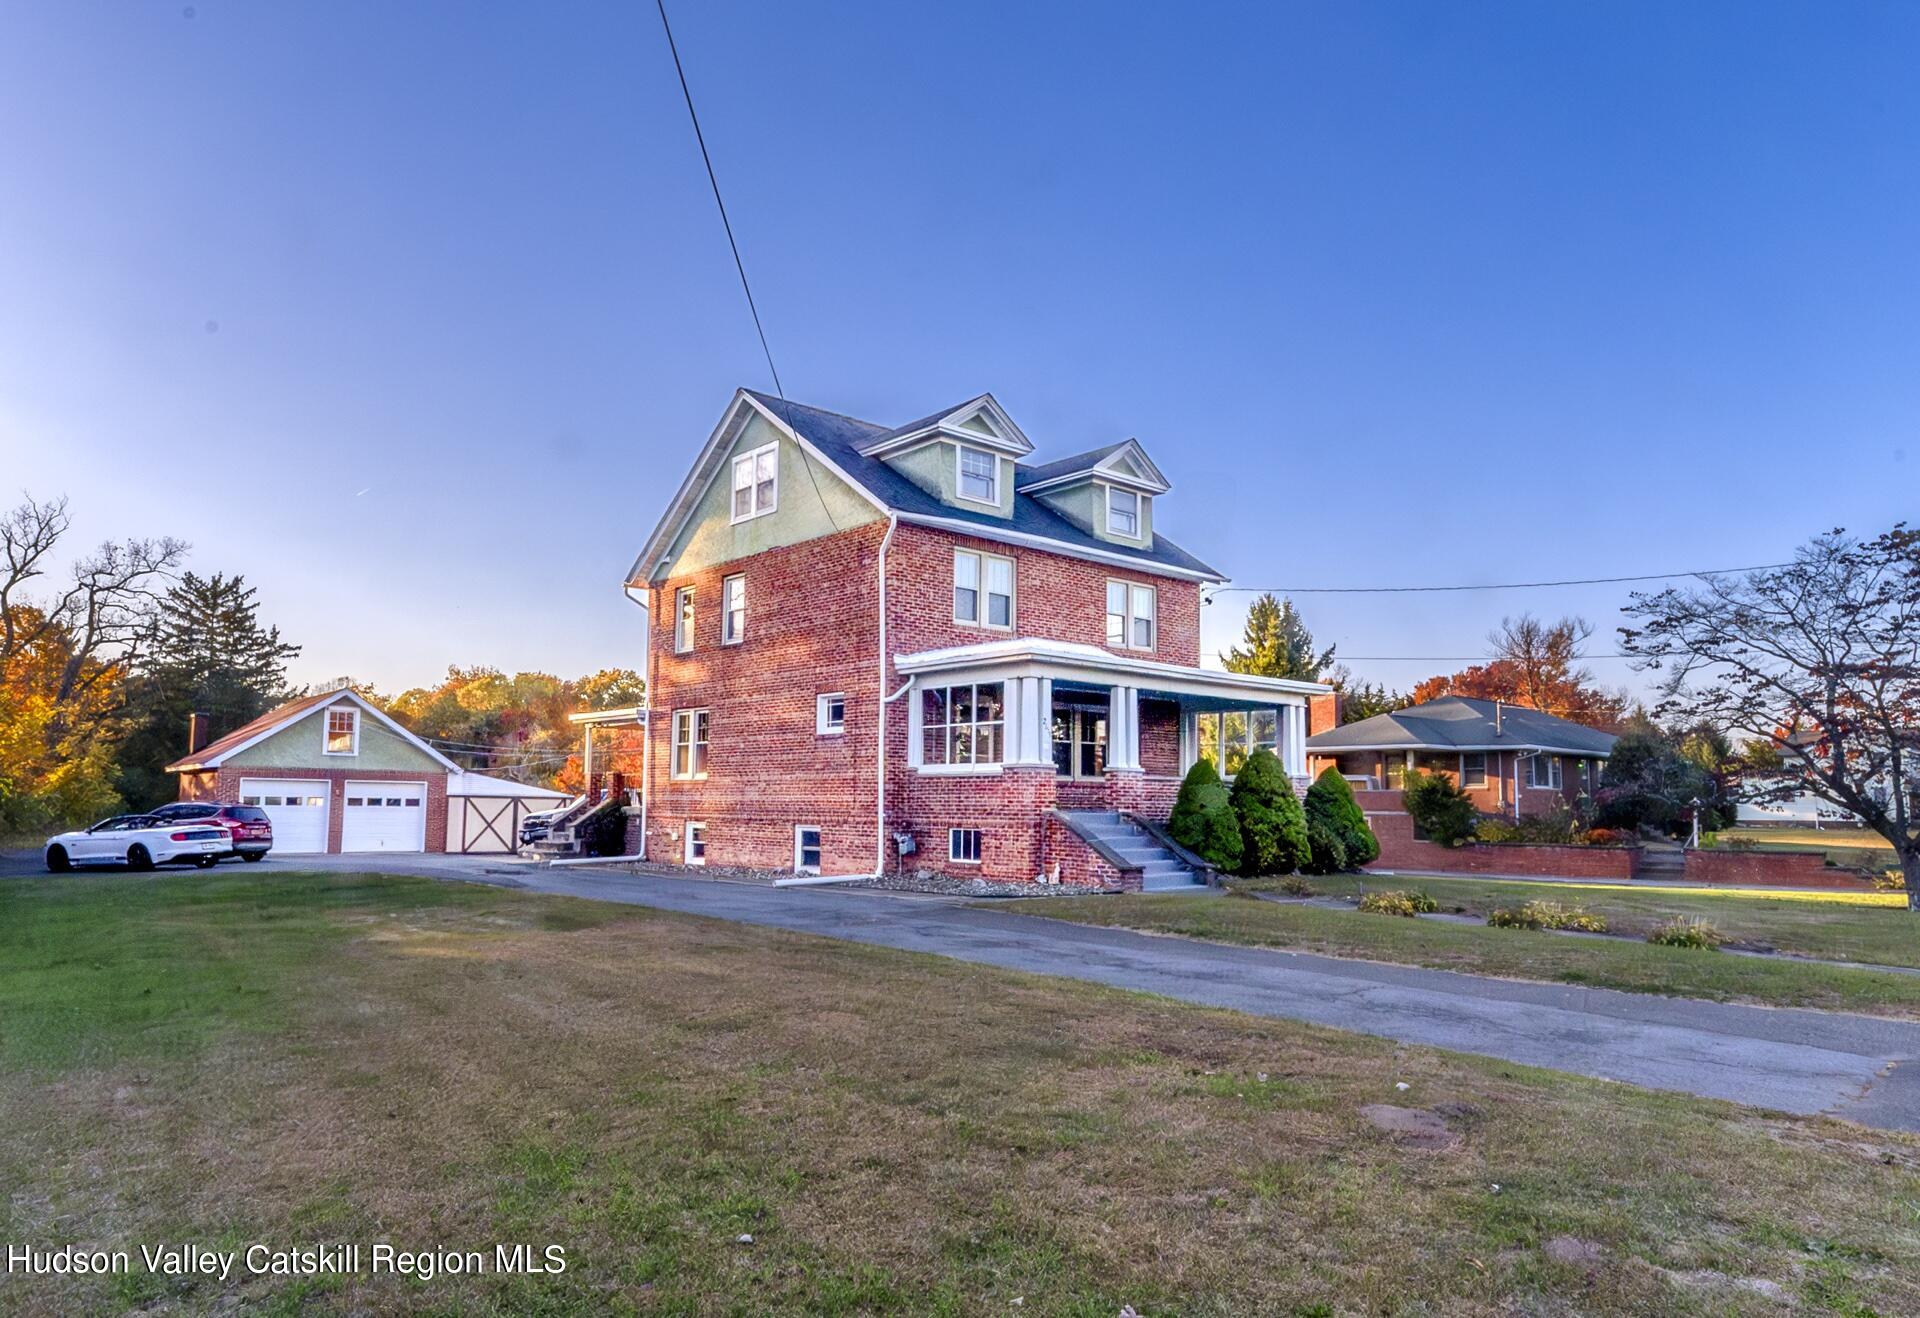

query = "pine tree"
[1304, 767, 1379, 867]
[115, 573, 301, 807]
[1167, 757, 1243, 872]
[1221, 594, 1336, 681]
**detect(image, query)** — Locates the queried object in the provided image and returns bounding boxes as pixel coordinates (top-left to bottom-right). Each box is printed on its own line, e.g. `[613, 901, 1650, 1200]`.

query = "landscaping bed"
[7, 870, 1920, 1312]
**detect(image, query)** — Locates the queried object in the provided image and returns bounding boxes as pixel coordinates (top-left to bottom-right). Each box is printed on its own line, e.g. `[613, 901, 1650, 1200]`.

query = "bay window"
[921, 682, 1004, 767]
[954, 550, 1014, 629]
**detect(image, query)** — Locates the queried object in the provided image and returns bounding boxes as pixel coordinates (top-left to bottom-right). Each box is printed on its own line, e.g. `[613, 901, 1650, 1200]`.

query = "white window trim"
[721, 573, 745, 646]
[949, 827, 984, 865]
[916, 762, 1005, 777]
[684, 821, 707, 866]
[1105, 485, 1142, 539]
[729, 441, 779, 524]
[953, 549, 1016, 631]
[674, 586, 694, 653]
[671, 708, 710, 781]
[954, 443, 1001, 506]
[322, 707, 360, 756]
[793, 825, 822, 875]
[816, 693, 846, 736]
[1460, 751, 1489, 788]
[1527, 754, 1562, 790]
[1106, 579, 1156, 651]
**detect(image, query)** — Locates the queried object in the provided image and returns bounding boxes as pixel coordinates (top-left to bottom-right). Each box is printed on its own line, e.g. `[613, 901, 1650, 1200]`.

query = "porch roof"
[892, 638, 1330, 704]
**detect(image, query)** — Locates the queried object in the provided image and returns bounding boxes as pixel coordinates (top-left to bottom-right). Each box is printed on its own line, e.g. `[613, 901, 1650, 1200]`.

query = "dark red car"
[147, 801, 274, 861]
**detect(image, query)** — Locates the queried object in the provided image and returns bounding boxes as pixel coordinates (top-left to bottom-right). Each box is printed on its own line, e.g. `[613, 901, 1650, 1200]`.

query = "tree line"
[0, 493, 641, 837]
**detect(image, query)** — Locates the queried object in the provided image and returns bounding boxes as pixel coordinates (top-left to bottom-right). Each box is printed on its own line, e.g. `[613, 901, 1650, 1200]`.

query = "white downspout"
[776, 515, 904, 887]
[624, 582, 650, 860]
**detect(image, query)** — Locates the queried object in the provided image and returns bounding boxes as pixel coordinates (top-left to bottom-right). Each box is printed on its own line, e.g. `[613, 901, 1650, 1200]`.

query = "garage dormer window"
[324, 707, 359, 755]
[731, 442, 778, 522]
[1106, 486, 1141, 538]
[956, 444, 999, 504]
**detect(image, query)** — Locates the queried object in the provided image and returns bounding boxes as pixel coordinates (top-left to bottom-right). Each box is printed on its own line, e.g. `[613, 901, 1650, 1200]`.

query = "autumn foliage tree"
[387, 666, 646, 790]
[1411, 614, 1626, 730]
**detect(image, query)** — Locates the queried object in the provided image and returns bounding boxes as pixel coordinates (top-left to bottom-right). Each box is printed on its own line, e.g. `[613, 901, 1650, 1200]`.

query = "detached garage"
[166, 688, 463, 855]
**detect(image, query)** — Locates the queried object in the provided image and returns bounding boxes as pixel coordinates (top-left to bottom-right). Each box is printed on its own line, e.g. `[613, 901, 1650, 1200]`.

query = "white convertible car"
[45, 814, 232, 872]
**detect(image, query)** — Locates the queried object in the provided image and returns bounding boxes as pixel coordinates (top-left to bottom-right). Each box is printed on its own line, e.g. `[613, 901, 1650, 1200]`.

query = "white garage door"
[238, 779, 330, 854]
[341, 782, 426, 853]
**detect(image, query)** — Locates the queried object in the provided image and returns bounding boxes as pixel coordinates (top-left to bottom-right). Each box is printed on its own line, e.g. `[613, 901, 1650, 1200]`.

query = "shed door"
[341, 782, 426, 852]
[238, 779, 330, 854]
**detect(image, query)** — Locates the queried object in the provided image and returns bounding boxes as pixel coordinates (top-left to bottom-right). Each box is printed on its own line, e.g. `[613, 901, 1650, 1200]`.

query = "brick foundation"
[1042, 813, 1138, 891]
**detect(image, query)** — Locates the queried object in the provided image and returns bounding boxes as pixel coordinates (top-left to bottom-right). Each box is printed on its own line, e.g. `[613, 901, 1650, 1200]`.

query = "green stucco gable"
[887, 440, 1014, 519]
[661, 412, 883, 577]
[225, 709, 445, 773]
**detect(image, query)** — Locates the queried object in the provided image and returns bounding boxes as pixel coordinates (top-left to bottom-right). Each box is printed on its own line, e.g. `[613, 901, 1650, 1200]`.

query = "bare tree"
[1, 492, 188, 709]
[1489, 614, 1596, 714]
[1621, 526, 1920, 903]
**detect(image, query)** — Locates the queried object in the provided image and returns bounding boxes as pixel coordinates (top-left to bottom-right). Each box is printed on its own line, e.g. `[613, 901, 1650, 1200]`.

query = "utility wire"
[1207, 562, 1792, 597]
[652, 0, 839, 531]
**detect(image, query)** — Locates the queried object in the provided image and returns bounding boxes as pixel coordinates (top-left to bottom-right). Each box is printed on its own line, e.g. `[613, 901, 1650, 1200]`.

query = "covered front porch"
[894, 638, 1326, 821]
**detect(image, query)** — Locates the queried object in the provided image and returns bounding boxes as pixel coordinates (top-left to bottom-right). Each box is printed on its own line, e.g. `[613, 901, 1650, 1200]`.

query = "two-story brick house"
[626, 389, 1333, 888]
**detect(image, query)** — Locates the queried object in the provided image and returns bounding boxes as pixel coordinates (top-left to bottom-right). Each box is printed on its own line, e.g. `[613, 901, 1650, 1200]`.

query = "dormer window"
[1106, 487, 1141, 538]
[956, 445, 999, 504]
[731, 442, 778, 523]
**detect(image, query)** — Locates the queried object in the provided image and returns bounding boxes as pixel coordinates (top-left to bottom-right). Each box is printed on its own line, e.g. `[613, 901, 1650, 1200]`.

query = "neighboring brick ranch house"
[1306, 696, 1617, 818]
[166, 688, 560, 855]
[626, 388, 1337, 889]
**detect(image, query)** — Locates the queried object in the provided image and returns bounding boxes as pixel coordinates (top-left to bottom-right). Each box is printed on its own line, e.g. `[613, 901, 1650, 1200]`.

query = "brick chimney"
[187, 711, 211, 755]
[1307, 690, 1343, 737]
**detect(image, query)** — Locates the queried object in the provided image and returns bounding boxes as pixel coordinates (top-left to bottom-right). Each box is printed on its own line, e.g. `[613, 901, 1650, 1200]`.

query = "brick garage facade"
[181, 765, 449, 853]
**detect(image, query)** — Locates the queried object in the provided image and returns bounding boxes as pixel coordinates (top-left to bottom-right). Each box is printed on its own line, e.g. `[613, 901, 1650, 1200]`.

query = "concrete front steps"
[1065, 811, 1208, 891]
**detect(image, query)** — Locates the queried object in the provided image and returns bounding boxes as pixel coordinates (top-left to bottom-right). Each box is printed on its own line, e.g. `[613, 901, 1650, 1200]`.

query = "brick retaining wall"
[1684, 849, 1876, 890]
[1367, 810, 1639, 879]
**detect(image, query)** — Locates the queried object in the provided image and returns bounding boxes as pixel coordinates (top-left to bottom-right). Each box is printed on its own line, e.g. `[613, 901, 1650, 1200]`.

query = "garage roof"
[164, 688, 461, 774]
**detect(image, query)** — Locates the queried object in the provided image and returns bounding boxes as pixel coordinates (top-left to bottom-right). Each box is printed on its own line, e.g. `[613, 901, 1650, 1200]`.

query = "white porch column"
[1285, 703, 1306, 776]
[907, 684, 925, 767]
[1107, 685, 1141, 771]
[1005, 675, 1052, 766]
[1003, 677, 1024, 764]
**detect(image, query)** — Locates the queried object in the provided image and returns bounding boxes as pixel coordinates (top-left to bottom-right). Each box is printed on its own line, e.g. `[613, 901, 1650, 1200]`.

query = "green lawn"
[6, 872, 1920, 1313]
[1017, 883, 1920, 1018]
[1301, 874, 1920, 967]
[1711, 826, 1898, 876]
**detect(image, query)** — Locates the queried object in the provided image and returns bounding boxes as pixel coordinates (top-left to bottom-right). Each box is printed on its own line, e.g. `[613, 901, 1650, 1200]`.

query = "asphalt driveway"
[10, 849, 1920, 1130]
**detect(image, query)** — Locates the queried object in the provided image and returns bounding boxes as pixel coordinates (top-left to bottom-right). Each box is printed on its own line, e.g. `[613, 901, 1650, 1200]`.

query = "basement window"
[794, 825, 822, 875]
[949, 828, 983, 864]
[685, 822, 707, 865]
[817, 693, 846, 736]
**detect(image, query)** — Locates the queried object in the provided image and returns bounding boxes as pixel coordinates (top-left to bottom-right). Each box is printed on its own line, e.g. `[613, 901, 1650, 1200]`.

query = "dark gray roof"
[746, 392, 1223, 580]
[1016, 443, 1130, 487]
[1306, 696, 1618, 755]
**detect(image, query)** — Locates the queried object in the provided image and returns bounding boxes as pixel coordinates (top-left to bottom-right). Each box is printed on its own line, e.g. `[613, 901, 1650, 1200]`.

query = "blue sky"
[2, 2, 1914, 698]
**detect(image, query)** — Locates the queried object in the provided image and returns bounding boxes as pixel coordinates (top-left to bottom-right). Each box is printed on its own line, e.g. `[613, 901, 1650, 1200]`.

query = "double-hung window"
[671, 709, 710, 779]
[1105, 580, 1156, 650]
[674, 586, 695, 652]
[1528, 754, 1562, 789]
[1106, 486, 1141, 538]
[956, 445, 998, 504]
[921, 683, 1004, 767]
[721, 574, 746, 645]
[1461, 752, 1488, 788]
[730, 442, 778, 522]
[954, 550, 1014, 629]
[323, 707, 359, 755]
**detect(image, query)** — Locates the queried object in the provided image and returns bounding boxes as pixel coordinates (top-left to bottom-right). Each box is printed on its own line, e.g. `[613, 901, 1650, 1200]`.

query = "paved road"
[9, 850, 1920, 1130]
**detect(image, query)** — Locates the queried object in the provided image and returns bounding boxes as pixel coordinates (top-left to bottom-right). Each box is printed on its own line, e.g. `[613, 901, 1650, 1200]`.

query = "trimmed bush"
[1487, 900, 1608, 933]
[1167, 758, 1243, 873]
[1304, 768, 1379, 867]
[1281, 875, 1315, 897]
[1358, 890, 1419, 917]
[1302, 819, 1348, 876]
[1402, 769, 1477, 847]
[1230, 748, 1309, 876]
[1647, 916, 1724, 950]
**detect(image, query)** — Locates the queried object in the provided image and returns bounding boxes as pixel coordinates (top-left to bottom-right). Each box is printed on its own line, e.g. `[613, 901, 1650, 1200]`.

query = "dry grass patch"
[3, 872, 1920, 1313]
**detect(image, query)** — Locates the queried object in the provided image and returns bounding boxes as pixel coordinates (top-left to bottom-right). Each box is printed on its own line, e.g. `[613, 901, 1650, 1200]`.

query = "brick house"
[1306, 695, 1616, 818]
[626, 389, 1335, 889]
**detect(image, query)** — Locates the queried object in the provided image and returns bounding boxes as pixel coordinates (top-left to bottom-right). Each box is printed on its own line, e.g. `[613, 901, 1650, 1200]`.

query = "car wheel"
[241, 851, 266, 863]
[194, 855, 218, 869]
[126, 844, 155, 872]
[46, 845, 71, 873]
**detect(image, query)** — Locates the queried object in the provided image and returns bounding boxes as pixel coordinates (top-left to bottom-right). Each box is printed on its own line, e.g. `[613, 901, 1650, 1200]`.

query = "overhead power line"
[1208, 562, 1792, 597]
